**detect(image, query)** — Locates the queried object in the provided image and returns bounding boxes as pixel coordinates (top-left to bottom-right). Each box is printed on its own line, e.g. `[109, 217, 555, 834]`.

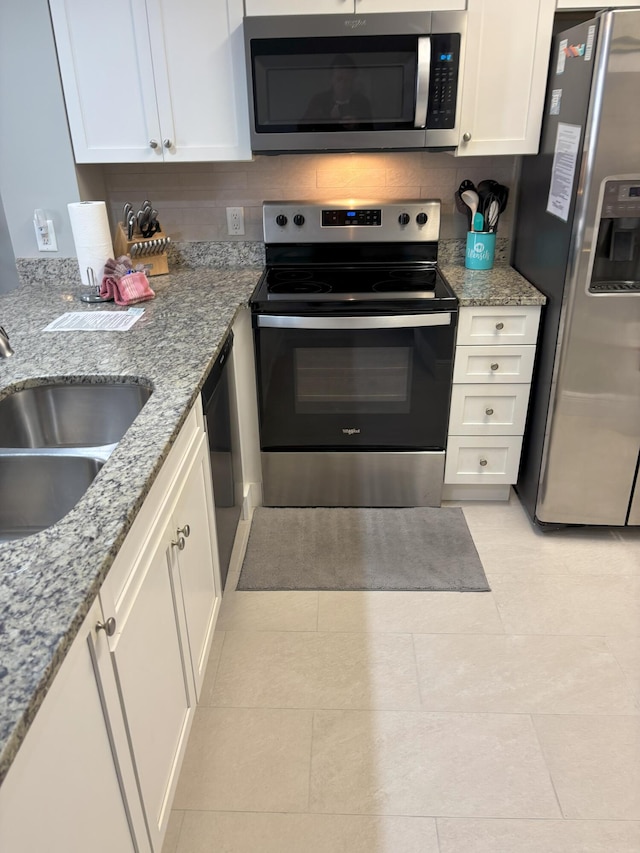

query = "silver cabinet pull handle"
[463, 132, 472, 142]
[485, 408, 494, 416]
[172, 536, 186, 551]
[495, 322, 504, 330]
[479, 458, 488, 467]
[97, 617, 116, 636]
[149, 139, 159, 149]
[177, 524, 190, 539]
[491, 363, 499, 371]
[163, 138, 172, 148]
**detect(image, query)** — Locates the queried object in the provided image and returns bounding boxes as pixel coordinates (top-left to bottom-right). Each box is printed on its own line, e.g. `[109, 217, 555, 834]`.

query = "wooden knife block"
[113, 222, 169, 276]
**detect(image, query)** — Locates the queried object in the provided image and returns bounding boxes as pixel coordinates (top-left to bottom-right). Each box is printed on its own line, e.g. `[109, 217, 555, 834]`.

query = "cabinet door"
[171, 434, 222, 699]
[245, 0, 353, 12]
[0, 600, 150, 853]
[457, 0, 556, 156]
[146, 0, 251, 161]
[359, 0, 466, 9]
[556, 0, 638, 7]
[49, 0, 163, 163]
[108, 519, 194, 852]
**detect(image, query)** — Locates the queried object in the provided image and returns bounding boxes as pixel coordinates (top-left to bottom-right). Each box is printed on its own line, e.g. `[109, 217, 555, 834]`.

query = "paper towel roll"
[68, 201, 114, 286]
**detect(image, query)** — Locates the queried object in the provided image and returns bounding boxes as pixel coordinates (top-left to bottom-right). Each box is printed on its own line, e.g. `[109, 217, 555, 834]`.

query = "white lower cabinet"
[107, 513, 194, 851]
[101, 403, 221, 850]
[0, 402, 221, 853]
[0, 599, 151, 853]
[444, 305, 541, 498]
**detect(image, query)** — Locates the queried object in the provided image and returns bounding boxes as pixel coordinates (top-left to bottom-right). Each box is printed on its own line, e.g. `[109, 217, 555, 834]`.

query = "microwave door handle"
[414, 36, 431, 129]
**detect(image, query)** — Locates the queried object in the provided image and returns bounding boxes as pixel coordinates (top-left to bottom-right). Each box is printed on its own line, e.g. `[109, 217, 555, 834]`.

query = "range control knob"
[293, 214, 305, 227]
[398, 212, 411, 226]
[276, 214, 288, 227]
[416, 212, 428, 226]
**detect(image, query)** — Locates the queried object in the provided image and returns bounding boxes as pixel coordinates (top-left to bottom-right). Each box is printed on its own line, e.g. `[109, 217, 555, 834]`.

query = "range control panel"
[263, 200, 441, 244]
[322, 209, 382, 227]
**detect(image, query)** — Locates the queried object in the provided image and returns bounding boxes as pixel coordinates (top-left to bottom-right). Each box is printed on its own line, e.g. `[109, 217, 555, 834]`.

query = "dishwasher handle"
[201, 329, 234, 411]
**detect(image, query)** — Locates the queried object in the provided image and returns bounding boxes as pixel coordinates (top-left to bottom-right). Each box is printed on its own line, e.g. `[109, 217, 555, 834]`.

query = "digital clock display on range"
[629, 186, 640, 197]
[322, 209, 382, 226]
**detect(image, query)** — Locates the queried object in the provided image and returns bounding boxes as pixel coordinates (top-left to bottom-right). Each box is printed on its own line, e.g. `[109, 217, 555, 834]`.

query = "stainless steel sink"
[0, 381, 152, 448]
[0, 380, 153, 541]
[0, 454, 104, 541]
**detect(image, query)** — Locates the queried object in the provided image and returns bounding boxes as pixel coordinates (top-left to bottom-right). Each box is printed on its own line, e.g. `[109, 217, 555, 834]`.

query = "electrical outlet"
[226, 206, 245, 236]
[34, 218, 58, 251]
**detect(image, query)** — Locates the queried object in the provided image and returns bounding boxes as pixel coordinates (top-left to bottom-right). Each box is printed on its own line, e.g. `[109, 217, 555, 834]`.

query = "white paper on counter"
[44, 310, 144, 332]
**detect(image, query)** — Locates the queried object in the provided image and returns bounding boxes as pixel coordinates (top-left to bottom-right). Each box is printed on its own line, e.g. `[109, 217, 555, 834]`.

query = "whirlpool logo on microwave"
[344, 19, 367, 29]
[342, 428, 361, 435]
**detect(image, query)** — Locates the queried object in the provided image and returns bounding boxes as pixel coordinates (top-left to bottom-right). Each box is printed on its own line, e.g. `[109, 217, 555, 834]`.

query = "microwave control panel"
[427, 33, 461, 130]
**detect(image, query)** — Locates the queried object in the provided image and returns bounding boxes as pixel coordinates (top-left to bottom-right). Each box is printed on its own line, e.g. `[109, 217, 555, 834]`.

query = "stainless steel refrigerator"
[512, 9, 640, 527]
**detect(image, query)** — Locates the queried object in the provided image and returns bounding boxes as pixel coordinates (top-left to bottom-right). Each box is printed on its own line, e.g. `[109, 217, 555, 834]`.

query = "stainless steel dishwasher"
[201, 331, 242, 589]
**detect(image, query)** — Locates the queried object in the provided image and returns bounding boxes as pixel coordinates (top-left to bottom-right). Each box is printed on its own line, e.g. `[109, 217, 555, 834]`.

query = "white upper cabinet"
[49, 0, 251, 163]
[456, 0, 556, 156]
[244, 0, 466, 13]
[556, 0, 637, 7]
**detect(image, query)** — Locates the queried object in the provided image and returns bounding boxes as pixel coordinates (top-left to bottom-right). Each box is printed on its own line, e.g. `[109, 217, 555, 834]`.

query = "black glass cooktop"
[250, 263, 457, 314]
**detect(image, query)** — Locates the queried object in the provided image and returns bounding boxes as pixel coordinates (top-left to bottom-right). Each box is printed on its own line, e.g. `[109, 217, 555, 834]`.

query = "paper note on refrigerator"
[546, 122, 581, 222]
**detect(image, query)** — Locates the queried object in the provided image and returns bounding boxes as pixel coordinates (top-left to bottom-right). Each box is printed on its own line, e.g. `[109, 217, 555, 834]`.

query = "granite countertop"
[440, 261, 546, 306]
[0, 253, 544, 786]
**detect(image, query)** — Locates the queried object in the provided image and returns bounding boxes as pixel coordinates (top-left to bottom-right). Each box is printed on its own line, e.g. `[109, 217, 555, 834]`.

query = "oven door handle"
[255, 313, 452, 330]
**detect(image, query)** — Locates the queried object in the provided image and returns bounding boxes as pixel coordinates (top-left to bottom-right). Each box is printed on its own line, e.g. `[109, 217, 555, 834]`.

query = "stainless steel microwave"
[243, 12, 466, 154]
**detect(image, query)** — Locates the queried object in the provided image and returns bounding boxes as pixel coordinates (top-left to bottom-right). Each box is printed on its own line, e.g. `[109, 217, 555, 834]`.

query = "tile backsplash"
[102, 151, 519, 245]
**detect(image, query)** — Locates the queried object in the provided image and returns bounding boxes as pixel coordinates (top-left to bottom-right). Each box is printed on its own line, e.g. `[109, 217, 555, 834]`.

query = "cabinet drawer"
[453, 345, 536, 384]
[448, 384, 531, 435]
[456, 305, 540, 346]
[445, 435, 523, 484]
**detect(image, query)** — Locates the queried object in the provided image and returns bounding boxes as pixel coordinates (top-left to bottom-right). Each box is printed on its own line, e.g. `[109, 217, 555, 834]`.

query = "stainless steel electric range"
[249, 199, 458, 507]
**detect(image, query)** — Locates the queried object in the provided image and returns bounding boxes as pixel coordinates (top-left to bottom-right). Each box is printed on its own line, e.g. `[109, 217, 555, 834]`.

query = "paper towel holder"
[79, 266, 110, 303]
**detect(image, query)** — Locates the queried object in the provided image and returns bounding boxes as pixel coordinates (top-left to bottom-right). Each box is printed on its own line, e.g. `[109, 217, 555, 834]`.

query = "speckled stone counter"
[441, 261, 546, 307]
[0, 253, 543, 786]
[0, 266, 259, 785]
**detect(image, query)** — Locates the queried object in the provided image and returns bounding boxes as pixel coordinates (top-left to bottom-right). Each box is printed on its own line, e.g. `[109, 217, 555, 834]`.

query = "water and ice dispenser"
[590, 179, 640, 292]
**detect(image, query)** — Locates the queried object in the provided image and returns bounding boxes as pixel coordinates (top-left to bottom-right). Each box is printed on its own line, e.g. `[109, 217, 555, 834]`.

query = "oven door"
[254, 312, 456, 451]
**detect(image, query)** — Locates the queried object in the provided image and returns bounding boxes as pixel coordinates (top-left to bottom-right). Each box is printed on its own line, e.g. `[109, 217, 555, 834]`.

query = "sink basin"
[0, 381, 152, 448]
[0, 454, 104, 541]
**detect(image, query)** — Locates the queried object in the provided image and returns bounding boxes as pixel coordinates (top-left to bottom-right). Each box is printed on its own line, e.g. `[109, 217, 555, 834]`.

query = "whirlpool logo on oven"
[342, 428, 361, 435]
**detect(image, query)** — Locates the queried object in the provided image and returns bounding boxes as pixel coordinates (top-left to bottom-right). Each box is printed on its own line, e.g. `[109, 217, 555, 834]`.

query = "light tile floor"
[163, 492, 640, 853]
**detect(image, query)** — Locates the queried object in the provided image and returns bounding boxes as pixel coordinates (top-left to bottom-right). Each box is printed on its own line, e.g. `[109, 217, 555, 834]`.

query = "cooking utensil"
[461, 189, 480, 228]
[454, 190, 472, 231]
[484, 197, 501, 232]
[458, 179, 476, 195]
[472, 211, 485, 232]
[495, 183, 509, 213]
[455, 180, 477, 231]
[122, 203, 133, 227]
[127, 213, 136, 241]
